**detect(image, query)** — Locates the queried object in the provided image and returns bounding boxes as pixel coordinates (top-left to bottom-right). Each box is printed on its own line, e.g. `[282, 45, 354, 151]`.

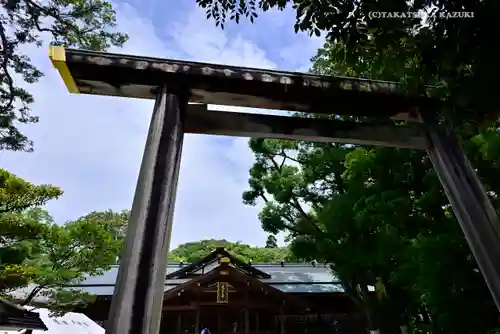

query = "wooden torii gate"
[49, 45, 500, 334]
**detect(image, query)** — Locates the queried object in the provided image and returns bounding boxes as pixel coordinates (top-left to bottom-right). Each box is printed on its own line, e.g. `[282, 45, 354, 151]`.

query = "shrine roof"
[165, 247, 271, 279]
[49, 46, 436, 120]
[162, 263, 310, 310]
[69, 261, 344, 296]
[0, 298, 48, 331]
[55, 246, 347, 296]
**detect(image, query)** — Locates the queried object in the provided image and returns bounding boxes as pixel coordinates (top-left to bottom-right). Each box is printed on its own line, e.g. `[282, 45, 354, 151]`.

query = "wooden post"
[423, 113, 500, 311]
[106, 85, 186, 334]
[195, 308, 200, 334]
[244, 309, 249, 334]
[244, 291, 249, 334]
[255, 312, 259, 333]
[176, 314, 182, 334]
[280, 308, 285, 334]
[217, 313, 222, 334]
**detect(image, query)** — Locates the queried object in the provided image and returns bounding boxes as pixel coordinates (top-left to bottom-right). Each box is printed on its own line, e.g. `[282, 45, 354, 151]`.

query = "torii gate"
[49, 45, 500, 334]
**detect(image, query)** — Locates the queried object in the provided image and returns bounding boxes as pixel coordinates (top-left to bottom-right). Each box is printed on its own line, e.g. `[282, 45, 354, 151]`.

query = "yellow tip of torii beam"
[48, 45, 79, 94]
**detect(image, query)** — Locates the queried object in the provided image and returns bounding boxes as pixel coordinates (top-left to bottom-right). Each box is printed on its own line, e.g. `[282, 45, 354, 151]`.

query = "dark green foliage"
[0, 169, 63, 213]
[0, 169, 62, 291]
[168, 239, 292, 263]
[242, 133, 500, 333]
[21, 209, 129, 312]
[0, 169, 130, 312]
[265, 234, 278, 248]
[0, 0, 128, 151]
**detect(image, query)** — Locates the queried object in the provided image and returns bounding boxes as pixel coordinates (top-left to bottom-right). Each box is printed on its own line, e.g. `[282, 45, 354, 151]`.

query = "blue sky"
[1, 0, 324, 248]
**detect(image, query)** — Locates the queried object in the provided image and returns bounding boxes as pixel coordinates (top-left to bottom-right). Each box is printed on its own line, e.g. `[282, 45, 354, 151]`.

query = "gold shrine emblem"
[216, 282, 229, 303]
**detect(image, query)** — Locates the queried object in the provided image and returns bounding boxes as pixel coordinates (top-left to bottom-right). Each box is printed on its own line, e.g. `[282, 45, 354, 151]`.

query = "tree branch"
[334, 171, 346, 195]
[277, 150, 303, 164]
[23, 0, 89, 46]
[0, 22, 15, 116]
[21, 284, 44, 306]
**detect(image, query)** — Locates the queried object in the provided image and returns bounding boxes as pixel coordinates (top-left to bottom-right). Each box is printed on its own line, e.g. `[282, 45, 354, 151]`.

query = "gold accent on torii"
[48, 45, 79, 93]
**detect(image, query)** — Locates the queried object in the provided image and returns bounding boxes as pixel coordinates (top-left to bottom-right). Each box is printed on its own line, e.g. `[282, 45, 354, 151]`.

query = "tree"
[18, 209, 130, 312]
[0, 169, 62, 291]
[1, 0, 128, 151]
[0, 169, 130, 312]
[0, 169, 63, 213]
[311, 40, 500, 333]
[168, 239, 291, 263]
[265, 234, 277, 248]
[243, 137, 500, 333]
[242, 139, 394, 331]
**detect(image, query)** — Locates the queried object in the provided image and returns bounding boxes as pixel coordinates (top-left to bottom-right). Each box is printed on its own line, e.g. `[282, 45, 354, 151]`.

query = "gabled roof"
[41, 258, 345, 298]
[165, 247, 271, 279]
[163, 261, 309, 310]
[0, 298, 48, 331]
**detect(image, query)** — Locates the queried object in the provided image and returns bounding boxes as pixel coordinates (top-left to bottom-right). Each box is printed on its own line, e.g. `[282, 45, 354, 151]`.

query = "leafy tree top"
[265, 234, 278, 248]
[0, 170, 130, 312]
[168, 239, 294, 263]
[0, 169, 63, 213]
[1, 0, 128, 151]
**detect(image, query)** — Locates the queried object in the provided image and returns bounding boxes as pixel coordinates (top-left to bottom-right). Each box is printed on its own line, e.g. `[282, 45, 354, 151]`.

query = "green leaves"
[168, 239, 293, 263]
[265, 234, 278, 248]
[0, 170, 61, 291]
[0, 169, 63, 213]
[10, 209, 129, 307]
[1, 0, 128, 151]
[259, 201, 288, 234]
[43, 288, 96, 316]
[0, 170, 129, 310]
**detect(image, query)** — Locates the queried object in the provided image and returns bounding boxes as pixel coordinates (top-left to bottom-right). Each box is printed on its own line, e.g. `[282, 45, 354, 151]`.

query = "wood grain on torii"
[48, 46, 436, 120]
[48, 46, 433, 150]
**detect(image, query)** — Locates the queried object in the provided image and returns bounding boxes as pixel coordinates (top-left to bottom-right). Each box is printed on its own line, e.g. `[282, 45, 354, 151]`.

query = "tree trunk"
[360, 283, 380, 333]
[365, 309, 379, 333]
[21, 285, 43, 306]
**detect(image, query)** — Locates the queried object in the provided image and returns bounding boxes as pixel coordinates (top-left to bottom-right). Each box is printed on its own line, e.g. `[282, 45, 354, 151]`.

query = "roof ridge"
[165, 262, 327, 266]
[109, 262, 330, 268]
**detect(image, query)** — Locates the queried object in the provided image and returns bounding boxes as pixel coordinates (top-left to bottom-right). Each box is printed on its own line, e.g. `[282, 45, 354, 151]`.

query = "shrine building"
[72, 248, 366, 334]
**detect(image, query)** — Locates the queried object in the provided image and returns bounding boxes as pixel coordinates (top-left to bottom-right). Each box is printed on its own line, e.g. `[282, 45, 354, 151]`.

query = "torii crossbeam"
[49, 46, 500, 334]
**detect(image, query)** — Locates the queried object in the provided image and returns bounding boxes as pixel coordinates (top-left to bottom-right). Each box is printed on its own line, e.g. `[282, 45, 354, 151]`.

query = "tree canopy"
[0, 0, 128, 151]
[19, 209, 129, 312]
[0, 169, 129, 312]
[265, 234, 278, 248]
[168, 239, 292, 263]
[0, 169, 63, 292]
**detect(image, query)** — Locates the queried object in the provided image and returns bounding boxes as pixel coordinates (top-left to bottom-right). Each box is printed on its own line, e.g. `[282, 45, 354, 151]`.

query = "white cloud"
[279, 33, 324, 71]
[168, 7, 276, 69]
[1, 2, 315, 249]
